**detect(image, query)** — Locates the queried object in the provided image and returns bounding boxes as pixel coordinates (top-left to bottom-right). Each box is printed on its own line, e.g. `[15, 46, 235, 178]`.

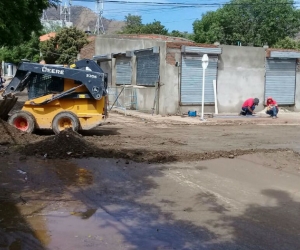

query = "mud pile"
[0, 119, 39, 145]
[22, 129, 96, 159]
[20, 128, 176, 162]
[20, 128, 293, 163]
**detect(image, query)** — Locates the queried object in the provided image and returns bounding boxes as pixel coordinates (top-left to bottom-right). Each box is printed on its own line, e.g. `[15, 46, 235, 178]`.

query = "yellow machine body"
[21, 79, 106, 130]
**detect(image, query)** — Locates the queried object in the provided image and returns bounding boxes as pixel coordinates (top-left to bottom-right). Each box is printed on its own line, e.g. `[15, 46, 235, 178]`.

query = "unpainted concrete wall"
[95, 37, 167, 113]
[95, 38, 300, 115]
[160, 48, 182, 115]
[99, 61, 112, 87]
[217, 45, 266, 113]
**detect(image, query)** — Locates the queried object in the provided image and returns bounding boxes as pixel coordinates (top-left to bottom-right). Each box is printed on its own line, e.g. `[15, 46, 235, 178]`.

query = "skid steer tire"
[52, 111, 79, 135]
[8, 111, 35, 133]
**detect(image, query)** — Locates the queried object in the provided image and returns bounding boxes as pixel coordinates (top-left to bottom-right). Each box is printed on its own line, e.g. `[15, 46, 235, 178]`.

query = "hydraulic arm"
[2, 59, 107, 101]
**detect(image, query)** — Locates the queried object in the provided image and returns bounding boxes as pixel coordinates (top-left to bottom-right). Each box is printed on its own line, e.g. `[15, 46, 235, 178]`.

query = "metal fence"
[107, 86, 137, 115]
[107, 84, 160, 115]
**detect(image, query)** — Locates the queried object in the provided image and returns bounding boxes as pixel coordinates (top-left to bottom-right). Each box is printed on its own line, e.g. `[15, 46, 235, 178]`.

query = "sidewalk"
[110, 108, 300, 126]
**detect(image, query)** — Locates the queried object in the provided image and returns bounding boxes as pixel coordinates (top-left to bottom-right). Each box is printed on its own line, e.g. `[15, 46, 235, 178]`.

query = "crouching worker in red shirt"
[266, 97, 278, 119]
[239, 98, 259, 116]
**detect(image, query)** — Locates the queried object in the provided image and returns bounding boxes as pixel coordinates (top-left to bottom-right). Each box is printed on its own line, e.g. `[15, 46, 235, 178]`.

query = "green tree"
[120, 14, 143, 34]
[0, 0, 59, 46]
[193, 10, 225, 44]
[169, 30, 185, 38]
[273, 37, 300, 49]
[40, 27, 89, 64]
[0, 33, 41, 64]
[168, 30, 193, 39]
[120, 15, 168, 35]
[141, 20, 168, 35]
[193, 0, 300, 47]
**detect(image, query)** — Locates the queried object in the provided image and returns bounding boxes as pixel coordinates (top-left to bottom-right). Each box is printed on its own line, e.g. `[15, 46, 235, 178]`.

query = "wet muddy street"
[1, 113, 300, 249]
[1, 150, 300, 250]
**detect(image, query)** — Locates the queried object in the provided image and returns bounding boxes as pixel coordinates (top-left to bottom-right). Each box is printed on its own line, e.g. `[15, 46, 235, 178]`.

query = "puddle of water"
[44, 207, 172, 250]
[0, 157, 96, 250]
[1, 157, 181, 250]
[70, 208, 97, 219]
[0, 200, 49, 250]
[52, 162, 94, 186]
[11, 155, 299, 250]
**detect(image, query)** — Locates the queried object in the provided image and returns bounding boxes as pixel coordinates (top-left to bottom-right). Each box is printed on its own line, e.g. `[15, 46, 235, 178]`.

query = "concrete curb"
[109, 108, 300, 126]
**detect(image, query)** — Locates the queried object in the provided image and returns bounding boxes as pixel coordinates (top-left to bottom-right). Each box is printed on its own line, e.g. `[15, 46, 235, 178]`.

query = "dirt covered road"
[1, 112, 300, 249]
[85, 113, 300, 157]
[12, 112, 300, 162]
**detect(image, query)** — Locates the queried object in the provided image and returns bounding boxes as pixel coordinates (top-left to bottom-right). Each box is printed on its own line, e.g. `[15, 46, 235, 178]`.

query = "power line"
[44, 0, 300, 34]
[71, 0, 300, 18]
[73, 0, 300, 6]
[63, 0, 300, 17]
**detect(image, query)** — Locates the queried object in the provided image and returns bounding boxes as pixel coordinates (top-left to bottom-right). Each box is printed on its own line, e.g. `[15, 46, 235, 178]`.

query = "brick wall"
[165, 42, 218, 65]
[79, 36, 96, 59]
[166, 41, 218, 49]
[116, 34, 192, 42]
[166, 52, 176, 65]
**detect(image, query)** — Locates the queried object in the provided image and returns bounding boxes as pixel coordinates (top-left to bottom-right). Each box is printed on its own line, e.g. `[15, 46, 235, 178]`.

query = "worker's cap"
[254, 98, 259, 105]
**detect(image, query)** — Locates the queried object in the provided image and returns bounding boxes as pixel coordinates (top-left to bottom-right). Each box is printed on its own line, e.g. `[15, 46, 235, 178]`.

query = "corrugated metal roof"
[134, 47, 159, 54]
[111, 52, 126, 58]
[93, 54, 112, 62]
[270, 51, 300, 58]
[182, 46, 222, 55]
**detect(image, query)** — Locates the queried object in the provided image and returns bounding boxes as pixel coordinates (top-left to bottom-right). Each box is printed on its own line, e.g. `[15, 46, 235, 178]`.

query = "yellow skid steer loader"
[0, 59, 108, 134]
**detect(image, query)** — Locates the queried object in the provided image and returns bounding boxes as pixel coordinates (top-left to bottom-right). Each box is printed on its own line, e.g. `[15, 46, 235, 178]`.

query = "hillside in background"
[43, 5, 125, 34]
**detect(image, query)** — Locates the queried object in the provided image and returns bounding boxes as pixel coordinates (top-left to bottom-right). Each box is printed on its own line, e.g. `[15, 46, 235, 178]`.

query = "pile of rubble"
[22, 129, 96, 159]
[0, 119, 39, 145]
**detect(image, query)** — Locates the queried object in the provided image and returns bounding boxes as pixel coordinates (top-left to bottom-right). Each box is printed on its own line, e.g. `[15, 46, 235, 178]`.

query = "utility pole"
[60, 0, 72, 27]
[94, 0, 105, 35]
[41, 10, 48, 21]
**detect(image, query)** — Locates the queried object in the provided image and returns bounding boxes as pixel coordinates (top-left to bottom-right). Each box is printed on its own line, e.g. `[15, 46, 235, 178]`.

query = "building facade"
[80, 35, 300, 114]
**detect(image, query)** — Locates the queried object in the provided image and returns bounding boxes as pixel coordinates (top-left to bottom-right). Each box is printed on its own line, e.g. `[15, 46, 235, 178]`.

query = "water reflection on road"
[1, 153, 300, 250]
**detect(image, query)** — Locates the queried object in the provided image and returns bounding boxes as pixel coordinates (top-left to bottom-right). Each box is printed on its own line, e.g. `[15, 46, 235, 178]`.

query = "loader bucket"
[0, 96, 18, 121]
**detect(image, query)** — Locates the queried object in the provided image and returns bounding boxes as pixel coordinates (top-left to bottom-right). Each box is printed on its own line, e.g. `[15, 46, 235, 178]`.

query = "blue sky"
[70, 0, 224, 33]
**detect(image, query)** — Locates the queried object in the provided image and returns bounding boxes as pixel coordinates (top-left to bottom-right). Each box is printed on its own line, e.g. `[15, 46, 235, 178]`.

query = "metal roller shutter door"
[265, 59, 296, 105]
[116, 58, 132, 85]
[181, 55, 218, 104]
[136, 51, 159, 86]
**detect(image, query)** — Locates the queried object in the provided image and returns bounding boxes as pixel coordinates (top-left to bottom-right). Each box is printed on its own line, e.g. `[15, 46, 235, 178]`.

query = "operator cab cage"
[27, 74, 64, 100]
[3, 59, 108, 102]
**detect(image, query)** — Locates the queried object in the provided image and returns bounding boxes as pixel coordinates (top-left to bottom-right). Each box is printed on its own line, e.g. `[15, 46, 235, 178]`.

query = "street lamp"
[201, 54, 209, 121]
